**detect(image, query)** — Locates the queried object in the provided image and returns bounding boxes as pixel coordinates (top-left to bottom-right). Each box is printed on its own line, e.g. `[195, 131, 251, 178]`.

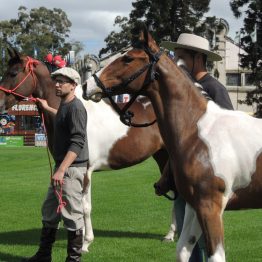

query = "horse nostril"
[82, 93, 89, 101]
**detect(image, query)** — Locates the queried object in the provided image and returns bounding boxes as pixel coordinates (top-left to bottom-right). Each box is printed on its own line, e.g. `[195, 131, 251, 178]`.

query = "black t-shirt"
[54, 97, 89, 167]
[198, 74, 234, 110]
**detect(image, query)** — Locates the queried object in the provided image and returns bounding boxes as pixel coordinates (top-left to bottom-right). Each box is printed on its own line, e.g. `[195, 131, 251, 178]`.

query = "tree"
[0, 19, 19, 76]
[0, 6, 77, 75]
[70, 41, 85, 59]
[129, 0, 211, 41]
[99, 16, 131, 56]
[99, 0, 221, 57]
[230, 0, 262, 116]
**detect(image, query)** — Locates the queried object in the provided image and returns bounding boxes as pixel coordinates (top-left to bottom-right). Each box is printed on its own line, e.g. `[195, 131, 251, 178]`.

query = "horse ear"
[131, 21, 149, 48]
[7, 46, 21, 60]
[7, 47, 15, 58]
[13, 47, 21, 59]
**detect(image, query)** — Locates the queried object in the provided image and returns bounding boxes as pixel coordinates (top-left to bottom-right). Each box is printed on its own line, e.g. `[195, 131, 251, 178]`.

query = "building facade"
[214, 19, 255, 113]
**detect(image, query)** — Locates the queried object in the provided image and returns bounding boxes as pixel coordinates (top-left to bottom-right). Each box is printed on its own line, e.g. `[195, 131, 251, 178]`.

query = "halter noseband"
[93, 45, 163, 127]
[0, 56, 39, 102]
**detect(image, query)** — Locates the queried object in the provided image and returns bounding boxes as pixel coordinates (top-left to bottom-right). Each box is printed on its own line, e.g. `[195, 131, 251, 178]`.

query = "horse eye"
[123, 55, 133, 64]
[9, 70, 18, 77]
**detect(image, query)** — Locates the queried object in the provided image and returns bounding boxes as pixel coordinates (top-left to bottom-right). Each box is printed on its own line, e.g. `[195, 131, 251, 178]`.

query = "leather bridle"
[93, 45, 163, 127]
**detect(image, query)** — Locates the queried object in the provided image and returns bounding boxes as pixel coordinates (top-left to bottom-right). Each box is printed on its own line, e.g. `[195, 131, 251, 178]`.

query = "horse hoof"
[162, 237, 174, 243]
[82, 243, 90, 253]
[81, 246, 89, 253]
[82, 239, 94, 253]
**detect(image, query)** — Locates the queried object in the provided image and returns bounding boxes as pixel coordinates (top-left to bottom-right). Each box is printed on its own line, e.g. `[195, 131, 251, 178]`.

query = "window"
[245, 73, 254, 86]
[226, 73, 241, 86]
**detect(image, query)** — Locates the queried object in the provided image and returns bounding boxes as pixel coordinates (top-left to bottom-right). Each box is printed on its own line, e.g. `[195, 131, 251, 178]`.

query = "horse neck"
[34, 66, 60, 154]
[147, 55, 207, 154]
[35, 68, 60, 110]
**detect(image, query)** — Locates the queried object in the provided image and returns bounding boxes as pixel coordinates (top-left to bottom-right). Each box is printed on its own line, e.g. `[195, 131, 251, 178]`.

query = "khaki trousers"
[42, 166, 87, 231]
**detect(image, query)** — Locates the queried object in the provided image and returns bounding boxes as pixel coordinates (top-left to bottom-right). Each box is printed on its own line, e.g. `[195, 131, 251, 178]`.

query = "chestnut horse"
[85, 24, 262, 261]
[0, 49, 171, 252]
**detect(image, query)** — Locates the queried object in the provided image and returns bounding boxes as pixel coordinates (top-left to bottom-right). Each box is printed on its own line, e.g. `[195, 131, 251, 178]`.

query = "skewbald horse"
[85, 23, 262, 261]
[0, 48, 171, 252]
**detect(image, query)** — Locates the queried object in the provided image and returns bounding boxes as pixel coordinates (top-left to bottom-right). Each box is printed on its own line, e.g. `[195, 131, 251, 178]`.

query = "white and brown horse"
[0, 49, 173, 252]
[85, 24, 262, 261]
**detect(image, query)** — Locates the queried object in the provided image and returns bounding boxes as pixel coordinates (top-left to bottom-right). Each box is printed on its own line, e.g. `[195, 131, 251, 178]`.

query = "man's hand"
[36, 98, 57, 115]
[36, 98, 49, 110]
[52, 169, 65, 187]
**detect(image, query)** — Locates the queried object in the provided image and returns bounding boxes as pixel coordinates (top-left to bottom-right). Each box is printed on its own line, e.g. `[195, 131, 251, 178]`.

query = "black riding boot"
[65, 229, 83, 262]
[22, 227, 57, 262]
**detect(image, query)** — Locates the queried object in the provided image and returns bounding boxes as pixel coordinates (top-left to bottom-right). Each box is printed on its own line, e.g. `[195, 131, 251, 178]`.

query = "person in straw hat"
[23, 67, 89, 262]
[161, 33, 233, 109]
[161, 34, 234, 262]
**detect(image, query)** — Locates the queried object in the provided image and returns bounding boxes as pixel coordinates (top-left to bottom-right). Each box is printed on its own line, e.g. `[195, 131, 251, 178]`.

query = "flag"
[250, 24, 257, 43]
[33, 46, 38, 58]
[68, 50, 75, 65]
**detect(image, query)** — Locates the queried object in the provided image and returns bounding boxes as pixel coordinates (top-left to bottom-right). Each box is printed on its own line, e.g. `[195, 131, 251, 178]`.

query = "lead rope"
[55, 187, 66, 213]
[0, 55, 65, 213]
[40, 111, 66, 213]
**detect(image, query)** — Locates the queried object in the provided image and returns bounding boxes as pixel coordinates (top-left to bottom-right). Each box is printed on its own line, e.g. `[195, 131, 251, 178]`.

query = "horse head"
[0, 47, 49, 112]
[82, 46, 137, 102]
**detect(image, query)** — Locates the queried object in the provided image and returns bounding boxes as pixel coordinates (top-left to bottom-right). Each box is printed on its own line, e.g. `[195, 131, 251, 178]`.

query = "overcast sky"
[0, 0, 246, 56]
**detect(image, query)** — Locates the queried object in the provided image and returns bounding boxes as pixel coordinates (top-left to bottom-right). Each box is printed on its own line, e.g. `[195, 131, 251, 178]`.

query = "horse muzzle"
[82, 91, 104, 102]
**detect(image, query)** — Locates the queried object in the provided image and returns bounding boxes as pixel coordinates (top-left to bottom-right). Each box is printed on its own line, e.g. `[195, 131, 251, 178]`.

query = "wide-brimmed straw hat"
[161, 33, 222, 61]
[51, 67, 81, 85]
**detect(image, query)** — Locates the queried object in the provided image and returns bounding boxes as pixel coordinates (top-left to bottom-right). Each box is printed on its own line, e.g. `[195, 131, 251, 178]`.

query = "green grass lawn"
[0, 147, 261, 261]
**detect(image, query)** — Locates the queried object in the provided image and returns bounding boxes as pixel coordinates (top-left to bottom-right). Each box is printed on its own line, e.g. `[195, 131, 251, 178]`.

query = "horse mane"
[177, 64, 211, 101]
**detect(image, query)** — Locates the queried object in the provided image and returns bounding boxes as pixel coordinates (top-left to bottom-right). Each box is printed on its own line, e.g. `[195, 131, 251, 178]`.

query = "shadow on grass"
[94, 229, 163, 240]
[0, 227, 163, 246]
[0, 229, 163, 261]
[0, 252, 24, 262]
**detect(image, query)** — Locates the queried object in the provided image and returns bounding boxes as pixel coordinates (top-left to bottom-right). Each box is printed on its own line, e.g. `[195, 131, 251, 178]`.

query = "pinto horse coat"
[86, 24, 262, 261]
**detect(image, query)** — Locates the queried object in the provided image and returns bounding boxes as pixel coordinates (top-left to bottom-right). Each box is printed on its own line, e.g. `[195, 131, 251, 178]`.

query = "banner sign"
[35, 133, 47, 147]
[8, 101, 39, 116]
[0, 136, 24, 147]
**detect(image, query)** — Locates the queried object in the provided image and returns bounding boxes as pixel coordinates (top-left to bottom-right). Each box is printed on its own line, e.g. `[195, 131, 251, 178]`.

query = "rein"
[93, 46, 163, 127]
[163, 192, 176, 201]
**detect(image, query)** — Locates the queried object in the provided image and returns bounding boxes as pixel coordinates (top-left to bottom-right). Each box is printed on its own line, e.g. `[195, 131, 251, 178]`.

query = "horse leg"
[82, 169, 94, 252]
[162, 201, 177, 242]
[197, 197, 226, 262]
[152, 150, 178, 241]
[176, 203, 202, 262]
